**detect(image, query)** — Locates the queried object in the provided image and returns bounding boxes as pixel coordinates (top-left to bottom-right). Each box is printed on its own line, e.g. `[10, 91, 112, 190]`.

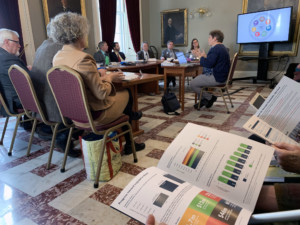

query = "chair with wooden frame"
[8, 65, 71, 169]
[0, 92, 33, 156]
[47, 65, 138, 188]
[196, 52, 238, 113]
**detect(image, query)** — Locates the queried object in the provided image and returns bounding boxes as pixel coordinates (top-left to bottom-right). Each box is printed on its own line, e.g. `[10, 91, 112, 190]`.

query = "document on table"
[122, 73, 139, 81]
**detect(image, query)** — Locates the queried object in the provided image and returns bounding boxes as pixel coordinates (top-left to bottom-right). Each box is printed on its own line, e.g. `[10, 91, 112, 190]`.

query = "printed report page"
[244, 76, 300, 145]
[157, 123, 274, 210]
[111, 167, 252, 225]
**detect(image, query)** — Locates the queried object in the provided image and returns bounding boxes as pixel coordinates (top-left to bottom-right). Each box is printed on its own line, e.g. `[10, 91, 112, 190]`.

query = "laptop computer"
[175, 52, 190, 66]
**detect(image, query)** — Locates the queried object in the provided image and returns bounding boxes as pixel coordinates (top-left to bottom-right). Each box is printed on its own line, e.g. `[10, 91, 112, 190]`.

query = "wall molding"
[18, 0, 35, 65]
[233, 71, 285, 82]
[92, 0, 101, 51]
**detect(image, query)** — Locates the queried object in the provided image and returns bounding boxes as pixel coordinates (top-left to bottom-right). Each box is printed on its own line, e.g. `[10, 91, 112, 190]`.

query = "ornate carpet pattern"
[0, 81, 272, 225]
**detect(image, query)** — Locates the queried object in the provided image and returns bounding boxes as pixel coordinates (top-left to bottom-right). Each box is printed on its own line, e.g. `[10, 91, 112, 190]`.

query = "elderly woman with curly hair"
[50, 12, 145, 154]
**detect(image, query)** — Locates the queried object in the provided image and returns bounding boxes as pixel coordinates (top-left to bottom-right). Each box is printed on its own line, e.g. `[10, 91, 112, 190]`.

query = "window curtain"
[0, 0, 26, 63]
[99, 0, 117, 51]
[125, 0, 140, 53]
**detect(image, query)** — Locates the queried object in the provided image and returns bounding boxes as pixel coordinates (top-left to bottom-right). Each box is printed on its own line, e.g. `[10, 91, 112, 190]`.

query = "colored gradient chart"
[218, 143, 252, 188]
[182, 147, 205, 169]
[179, 190, 242, 225]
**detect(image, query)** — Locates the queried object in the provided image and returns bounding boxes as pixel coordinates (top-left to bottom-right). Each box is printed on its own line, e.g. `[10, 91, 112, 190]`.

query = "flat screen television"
[237, 7, 292, 44]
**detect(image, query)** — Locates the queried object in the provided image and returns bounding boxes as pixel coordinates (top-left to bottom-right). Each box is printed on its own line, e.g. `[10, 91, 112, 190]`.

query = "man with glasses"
[0, 29, 31, 121]
[137, 42, 155, 61]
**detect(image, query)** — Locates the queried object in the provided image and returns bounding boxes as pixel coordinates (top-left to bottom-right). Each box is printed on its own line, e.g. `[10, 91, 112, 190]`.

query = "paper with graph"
[111, 123, 274, 225]
[243, 76, 300, 145]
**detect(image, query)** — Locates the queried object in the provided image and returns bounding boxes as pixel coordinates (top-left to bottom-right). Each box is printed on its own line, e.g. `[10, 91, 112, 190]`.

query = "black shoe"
[22, 115, 32, 131]
[71, 129, 84, 140]
[124, 142, 145, 155]
[37, 129, 53, 141]
[193, 99, 208, 109]
[22, 121, 32, 131]
[56, 139, 82, 158]
[67, 148, 82, 158]
[172, 80, 176, 87]
[206, 95, 217, 108]
[131, 111, 142, 120]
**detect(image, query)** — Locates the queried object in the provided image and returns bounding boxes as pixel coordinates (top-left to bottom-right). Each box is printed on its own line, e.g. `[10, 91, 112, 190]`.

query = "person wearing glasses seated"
[186, 38, 200, 60]
[0, 28, 32, 130]
[137, 41, 155, 61]
[110, 42, 126, 62]
[51, 12, 145, 154]
[161, 40, 178, 87]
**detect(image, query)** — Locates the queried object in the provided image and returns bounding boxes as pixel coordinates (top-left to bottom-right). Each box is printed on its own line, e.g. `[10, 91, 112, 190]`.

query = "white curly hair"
[50, 12, 89, 44]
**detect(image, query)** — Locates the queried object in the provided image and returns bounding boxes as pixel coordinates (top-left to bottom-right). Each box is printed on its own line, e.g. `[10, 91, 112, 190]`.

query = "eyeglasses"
[8, 39, 20, 45]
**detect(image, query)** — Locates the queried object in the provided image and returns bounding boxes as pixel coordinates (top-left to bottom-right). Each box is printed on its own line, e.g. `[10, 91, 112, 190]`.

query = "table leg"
[164, 70, 167, 92]
[130, 85, 144, 136]
[181, 73, 185, 111]
[155, 65, 160, 94]
[178, 77, 181, 102]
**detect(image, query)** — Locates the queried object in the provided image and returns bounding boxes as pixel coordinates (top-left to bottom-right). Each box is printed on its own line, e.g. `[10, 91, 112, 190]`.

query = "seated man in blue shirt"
[191, 30, 230, 109]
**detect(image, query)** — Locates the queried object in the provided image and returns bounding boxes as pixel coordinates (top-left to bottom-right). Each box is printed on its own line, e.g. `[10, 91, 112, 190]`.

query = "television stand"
[257, 43, 269, 81]
[236, 43, 280, 87]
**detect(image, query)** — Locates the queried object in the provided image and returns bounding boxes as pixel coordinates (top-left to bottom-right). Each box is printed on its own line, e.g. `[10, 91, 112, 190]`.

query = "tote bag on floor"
[80, 132, 122, 181]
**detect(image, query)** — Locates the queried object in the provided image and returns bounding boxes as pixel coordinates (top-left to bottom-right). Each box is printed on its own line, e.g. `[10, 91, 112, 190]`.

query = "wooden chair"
[47, 65, 137, 188]
[196, 52, 238, 113]
[0, 92, 33, 156]
[8, 65, 71, 168]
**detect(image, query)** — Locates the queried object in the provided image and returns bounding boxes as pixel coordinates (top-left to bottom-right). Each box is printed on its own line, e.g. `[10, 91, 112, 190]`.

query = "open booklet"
[243, 76, 300, 145]
[111, 123, 274, 225]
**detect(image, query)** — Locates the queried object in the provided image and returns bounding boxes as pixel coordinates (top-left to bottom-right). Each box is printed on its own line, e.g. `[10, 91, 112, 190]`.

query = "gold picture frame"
[239, 0, 300, 56]
[161, 8, 188, 47]
[42, 0, 87, 26]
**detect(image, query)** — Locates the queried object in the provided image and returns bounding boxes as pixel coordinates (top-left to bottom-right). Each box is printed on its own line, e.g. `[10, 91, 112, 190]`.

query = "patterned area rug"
[0, 80, 272, 225]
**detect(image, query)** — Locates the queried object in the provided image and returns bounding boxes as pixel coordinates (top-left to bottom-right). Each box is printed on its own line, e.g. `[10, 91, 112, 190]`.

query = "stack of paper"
[123, 73, 139, 80]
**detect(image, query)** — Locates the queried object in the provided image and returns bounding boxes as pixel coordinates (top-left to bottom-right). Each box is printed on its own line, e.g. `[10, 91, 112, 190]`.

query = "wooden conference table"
[114, 72, 164, 136]
[107, 61, 161, 73]
[108, 60, 202, 111]
[108, 61, 163, 94]
[162, 63, 202, 111]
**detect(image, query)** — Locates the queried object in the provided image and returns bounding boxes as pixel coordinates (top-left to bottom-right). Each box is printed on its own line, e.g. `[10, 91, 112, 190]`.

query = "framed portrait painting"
[161, 8, 188, 47]
[42, 0, 87, 26]
[239, 0, 300, 56]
